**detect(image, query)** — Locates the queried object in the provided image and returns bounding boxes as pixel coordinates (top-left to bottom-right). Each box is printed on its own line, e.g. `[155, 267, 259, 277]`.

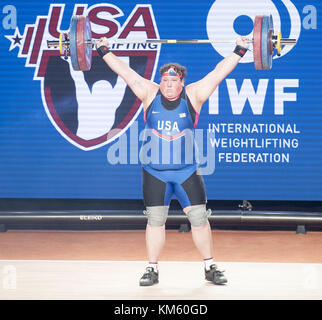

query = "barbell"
[47, 14, 297, 71]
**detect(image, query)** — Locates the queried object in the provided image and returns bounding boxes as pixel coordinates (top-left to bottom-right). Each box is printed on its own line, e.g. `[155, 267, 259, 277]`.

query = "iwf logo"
[5, 4, 160, 150]
[207, 0, 302, 63]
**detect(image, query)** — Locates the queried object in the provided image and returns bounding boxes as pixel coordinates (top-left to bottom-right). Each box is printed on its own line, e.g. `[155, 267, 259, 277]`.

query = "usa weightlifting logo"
[207, 0, 301, 63]
[5, 3, 160, 151]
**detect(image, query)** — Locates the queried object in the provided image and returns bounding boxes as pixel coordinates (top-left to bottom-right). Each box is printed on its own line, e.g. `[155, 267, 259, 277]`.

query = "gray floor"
[0, 260, 321, 300]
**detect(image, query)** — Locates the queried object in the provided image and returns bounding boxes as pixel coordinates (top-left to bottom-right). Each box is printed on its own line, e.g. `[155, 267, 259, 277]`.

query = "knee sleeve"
[186, 204, 211, 227]
[144, 206, 168, 227]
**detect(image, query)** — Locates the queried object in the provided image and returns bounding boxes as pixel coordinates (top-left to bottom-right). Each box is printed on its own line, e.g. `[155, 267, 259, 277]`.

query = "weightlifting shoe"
[139, 267, 159, 286]
[205, 264, 227, 285]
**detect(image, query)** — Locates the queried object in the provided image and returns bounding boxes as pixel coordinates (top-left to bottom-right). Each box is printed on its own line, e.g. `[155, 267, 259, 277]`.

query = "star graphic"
[5, 27, 23, 51]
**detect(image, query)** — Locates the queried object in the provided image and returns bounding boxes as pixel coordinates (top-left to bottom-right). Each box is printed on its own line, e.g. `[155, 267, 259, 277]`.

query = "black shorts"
[142, 166, 207, 208]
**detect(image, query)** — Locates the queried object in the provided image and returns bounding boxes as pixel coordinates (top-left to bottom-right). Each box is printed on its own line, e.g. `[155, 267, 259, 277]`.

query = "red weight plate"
[76, 16, 92, 71]
[253, 15, 263, 70]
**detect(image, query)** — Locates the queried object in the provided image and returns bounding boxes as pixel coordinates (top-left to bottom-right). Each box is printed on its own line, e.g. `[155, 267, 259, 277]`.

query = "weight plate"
[69, 15, 80, 71]
[269, 14, 274, 55]
[58, 32, 63, 55]
[261, 15, 272, 70]
[76, 16, 92, 71]
[276, 31, 282, 56]
[253, 15, 263, 70]
[269, 29, 273, 55]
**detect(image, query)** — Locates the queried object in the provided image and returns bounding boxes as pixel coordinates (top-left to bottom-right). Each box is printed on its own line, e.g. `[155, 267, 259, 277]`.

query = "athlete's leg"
[183, 204, 214, 260]
[145, 221, 165, 264]
[140, 168, 173, 286]
[173, 168, 214, 260]
[173, 168, 227, 284]
[184, 204, 226, 284]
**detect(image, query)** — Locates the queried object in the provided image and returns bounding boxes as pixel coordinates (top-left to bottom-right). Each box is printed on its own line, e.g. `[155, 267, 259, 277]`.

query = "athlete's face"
[160, 76, 184, 101]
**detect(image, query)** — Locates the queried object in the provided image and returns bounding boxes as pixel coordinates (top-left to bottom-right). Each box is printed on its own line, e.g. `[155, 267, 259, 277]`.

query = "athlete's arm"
[186, 38, 249, 113]
[96, 37, 159, 109]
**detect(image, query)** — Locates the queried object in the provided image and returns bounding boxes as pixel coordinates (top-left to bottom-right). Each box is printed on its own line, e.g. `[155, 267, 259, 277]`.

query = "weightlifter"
[96, 37, 249, 286]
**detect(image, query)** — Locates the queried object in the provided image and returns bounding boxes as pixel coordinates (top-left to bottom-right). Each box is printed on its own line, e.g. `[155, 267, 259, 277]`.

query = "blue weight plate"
[261, 15, 272, 70]
[69, 15, 80, 71]
[269, 14, 273, 55]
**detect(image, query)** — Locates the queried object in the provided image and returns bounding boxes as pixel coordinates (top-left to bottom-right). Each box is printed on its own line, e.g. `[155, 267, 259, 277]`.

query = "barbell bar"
[48, 37, 297, 46]
[46, 14, 297, 71]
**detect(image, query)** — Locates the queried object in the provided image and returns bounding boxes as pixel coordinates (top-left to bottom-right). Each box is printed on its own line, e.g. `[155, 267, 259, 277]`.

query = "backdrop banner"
[0, 0, 321, 200]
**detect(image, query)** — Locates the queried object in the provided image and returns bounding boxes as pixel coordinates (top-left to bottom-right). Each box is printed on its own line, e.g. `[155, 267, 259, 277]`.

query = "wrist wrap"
[96, 46, 110, 58]
[234, 45, 248, 57]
